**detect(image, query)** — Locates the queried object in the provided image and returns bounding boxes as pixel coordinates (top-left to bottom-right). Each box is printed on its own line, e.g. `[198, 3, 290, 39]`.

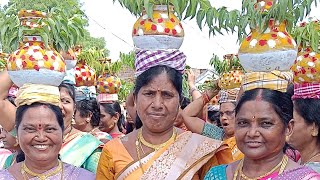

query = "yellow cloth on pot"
[242, 71, 292, 92]
[15, 83, 60, 107]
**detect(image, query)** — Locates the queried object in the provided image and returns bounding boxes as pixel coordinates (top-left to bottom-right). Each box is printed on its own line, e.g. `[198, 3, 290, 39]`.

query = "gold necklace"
[138, 128, 177, 151]
[21, 160, 63, 180]
[63, 126, 73, 143]
[135, 139, 145, 173]
[89, 127, 99, 134]
[233, 155, 288, 180]
[303, 152, 320, 165]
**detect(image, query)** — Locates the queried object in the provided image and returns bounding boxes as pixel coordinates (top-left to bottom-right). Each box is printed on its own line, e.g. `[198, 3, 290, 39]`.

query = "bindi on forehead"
[37, 124, 43, 130]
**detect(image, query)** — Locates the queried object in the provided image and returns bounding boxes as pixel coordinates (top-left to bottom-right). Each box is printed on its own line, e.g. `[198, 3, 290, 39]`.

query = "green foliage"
[78, 30, 107, 50]
[0, 2, 87, 53]
[209, 54, 243, 75]
[77, 48, 107, 75]
[118, 80, 135, 103]
[291, 19, 320, 52]
[114, 0, 319, 41]
[182, 74, 191, 99]
[119, 51, 135, 70]
[0, 0, 107, 53]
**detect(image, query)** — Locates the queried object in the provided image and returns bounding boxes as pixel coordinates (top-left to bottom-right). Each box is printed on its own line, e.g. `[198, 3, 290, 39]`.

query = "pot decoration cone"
[132, 5, 184, 50]
[218, 54, 244, 89]
[74, 60, 96, 87]
[97, 73, 122, 94]
[96, 58, 122, 102]
[7, 10, 65, 87]
[291, 20, 320, 83]
[211, 54, 244, 90]
[238, 0, 298, 72]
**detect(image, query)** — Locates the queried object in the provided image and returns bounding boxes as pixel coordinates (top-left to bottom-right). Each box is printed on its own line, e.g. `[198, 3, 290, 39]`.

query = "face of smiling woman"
[17, 105, 63, 164]
[235, 100, 288, 160]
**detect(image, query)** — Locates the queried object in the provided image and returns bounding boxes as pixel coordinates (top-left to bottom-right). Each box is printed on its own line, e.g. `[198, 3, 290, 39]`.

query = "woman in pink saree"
[205, 88, 320, 180]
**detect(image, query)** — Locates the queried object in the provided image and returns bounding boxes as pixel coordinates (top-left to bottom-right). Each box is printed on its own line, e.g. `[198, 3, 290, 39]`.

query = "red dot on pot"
[34, 65, 40, 71]
[172, 29, 177, 35]
[151, 24, 157, 31]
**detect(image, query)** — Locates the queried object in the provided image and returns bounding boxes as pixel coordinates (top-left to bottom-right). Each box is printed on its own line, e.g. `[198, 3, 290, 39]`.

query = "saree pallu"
[224, 136, 244, 161]
[97, 131, 228, 180]
[0, 149, 12, 169]
[60, 132, 103, 173]
[204, 164, 320, 180]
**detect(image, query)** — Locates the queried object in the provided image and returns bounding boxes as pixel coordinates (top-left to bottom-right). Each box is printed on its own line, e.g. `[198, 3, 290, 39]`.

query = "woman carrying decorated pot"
[0, 72, 103, 173]
[182, 88, 244, 162]
[205, 88, 320, 179]
[96, 74, 126, 139]
[287, 24, 320, 172]
[74, 86, 112, 143]
[0, 100, 95, 179]
[96, 50, 232, 179]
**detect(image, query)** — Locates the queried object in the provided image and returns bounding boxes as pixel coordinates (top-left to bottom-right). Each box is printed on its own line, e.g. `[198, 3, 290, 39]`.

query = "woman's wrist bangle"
[189, 87, 198, 95]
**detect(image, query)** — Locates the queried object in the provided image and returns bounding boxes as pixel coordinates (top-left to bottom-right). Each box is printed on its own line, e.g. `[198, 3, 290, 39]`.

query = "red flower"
[301, 68, 306, 74]
[22, 61, 27, 68]
[133, 29, 137, 35]
[43, 55, 48, 61]
[287, 38, 292, 45]
[32, 37, 37, 41]
[51, 55, 56, 60]
[164, 28, 170, 33]
[271, 34, 277, 38]
[304, 53, 309, 58]
[21, 55, 26, 60]
[50, 66, 54, 70]
[81, 72, 87, 76]
[157, 18, 163, 23]
[312, 57, 317, 62]
[267, 1, 273, 6]
[140, 20, 145, 25]
[246, 35, 252, 41]
[259, 40, 268, 46]
[172, 29, 177, 36]
[170, 18, 175, 22]
[34, 65, 40, 71]
[311, 68, 317, 74]
[151, 24, 157, 31]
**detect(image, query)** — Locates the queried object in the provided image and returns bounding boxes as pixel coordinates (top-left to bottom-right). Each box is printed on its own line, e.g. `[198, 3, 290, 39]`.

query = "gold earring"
[13, 139, 19, 147]
[285, 135, 290, 142]
[312, 131, 318, 137]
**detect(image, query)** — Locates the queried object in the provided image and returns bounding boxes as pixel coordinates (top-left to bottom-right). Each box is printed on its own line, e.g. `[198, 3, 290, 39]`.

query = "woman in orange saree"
[97, 63, 232, 179]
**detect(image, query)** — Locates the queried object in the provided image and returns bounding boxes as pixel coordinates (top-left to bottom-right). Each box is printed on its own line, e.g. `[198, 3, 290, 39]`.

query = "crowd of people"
[0, 57, 320, 179]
